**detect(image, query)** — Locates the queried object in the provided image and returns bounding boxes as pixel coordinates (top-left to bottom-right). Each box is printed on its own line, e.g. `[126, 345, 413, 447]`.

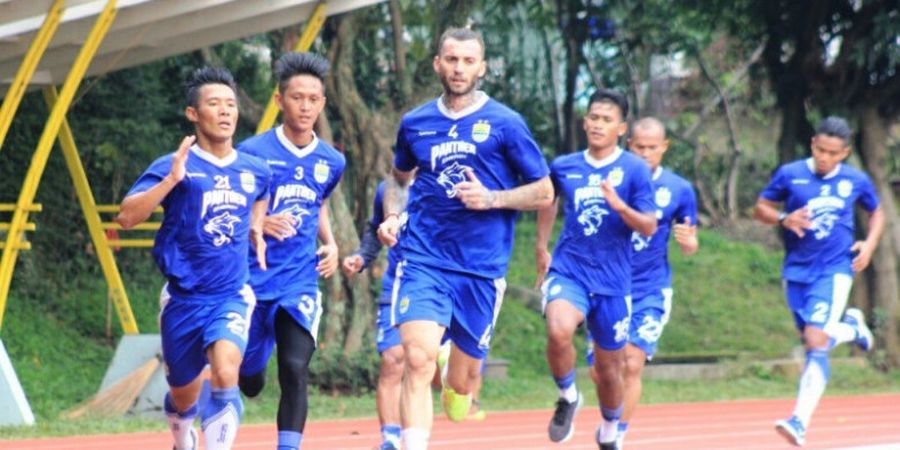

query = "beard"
[439, 71, 478, 96]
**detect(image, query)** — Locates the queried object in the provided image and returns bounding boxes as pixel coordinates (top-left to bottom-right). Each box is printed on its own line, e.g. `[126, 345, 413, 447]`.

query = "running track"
[5, 393, 899, 449]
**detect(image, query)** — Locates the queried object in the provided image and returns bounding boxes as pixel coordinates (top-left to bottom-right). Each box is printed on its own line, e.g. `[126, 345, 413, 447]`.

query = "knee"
[803, 327, 830, 350]
[623, 355, 644, 380]
[381, 348, 405, 382]
[210, 364, 240, 388]
[546, 321, 575, 348]
[279, 353, 310, 384]
[404, 342, 436, 378]
[239, 372, 266, 398]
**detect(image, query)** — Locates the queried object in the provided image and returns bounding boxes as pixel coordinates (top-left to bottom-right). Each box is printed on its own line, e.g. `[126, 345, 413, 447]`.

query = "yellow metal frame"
[255, 1, 328, 134]
[42, 86, 139, 334]
[0, 0, 64, 153]
[0, 0, 119, 330]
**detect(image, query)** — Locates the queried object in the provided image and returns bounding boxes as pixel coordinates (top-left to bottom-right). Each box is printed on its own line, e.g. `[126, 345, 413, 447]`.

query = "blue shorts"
[628, 288, 673, 359]
[159, 284, 256, 387]
[542, 272, 631, 351]
[391, 261, 506, 359]
[785, 273, 852, 331]
[240, 290, 322, 376]
[376, 301, 401, 354]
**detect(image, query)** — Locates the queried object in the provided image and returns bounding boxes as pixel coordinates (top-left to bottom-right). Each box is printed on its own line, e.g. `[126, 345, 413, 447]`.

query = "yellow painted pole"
[255, 1, 327, 134]
[43, 87, 138, 334]
[0, 0, 118, 329]
[0, 0, 64, 153]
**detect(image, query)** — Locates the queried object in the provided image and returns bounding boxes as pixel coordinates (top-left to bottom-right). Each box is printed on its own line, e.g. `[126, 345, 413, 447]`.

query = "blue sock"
[618, 421, 629, 433]
[553, 369, 576, 390]
[601, 404, 623, 422]
[202, 386, 243, 449]
[164, 392, 198, 418]
[165, 393, 197, 450]
[277, 430, 302, 450]
[381, 424, 401, 445]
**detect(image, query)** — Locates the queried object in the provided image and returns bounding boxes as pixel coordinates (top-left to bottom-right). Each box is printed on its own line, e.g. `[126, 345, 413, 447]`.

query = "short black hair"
[186, 66, 237, 108]
[437, 27, 485, 57]
[588, 89, 629, 120]
[275, 52, 329, 93]
[816, 116, 852, 142]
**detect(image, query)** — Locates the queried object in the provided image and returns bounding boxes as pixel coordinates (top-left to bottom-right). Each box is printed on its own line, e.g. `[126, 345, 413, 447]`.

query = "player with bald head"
[617, 117, 699, 447]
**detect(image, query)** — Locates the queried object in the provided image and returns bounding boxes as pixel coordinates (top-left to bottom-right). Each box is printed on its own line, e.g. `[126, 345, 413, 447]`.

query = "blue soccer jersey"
[238, 126, 346, 299]
[548, 148, 655, 296]
[760, 158, 879, 281]
[126, 144, 271, 299]
[370, 181, 402, 305]
[631, 167, 698, 296]
[394, 93, 549, 278]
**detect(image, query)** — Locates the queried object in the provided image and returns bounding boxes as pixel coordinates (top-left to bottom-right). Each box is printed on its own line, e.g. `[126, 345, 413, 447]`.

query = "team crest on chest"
[607, 167, 624, 187]
[239, 172, 256, 193]
[837, 180, 853, 198]
[472, 120, 491, 143]
[314, 160, 330, 184]
[655, 187, 672, 207]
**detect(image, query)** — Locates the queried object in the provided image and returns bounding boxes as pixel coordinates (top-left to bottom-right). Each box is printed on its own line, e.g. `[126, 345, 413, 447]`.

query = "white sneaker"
[843, 308, 874, 352]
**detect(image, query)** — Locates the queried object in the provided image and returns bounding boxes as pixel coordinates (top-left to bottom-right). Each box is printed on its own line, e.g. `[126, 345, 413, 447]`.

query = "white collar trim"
[583, 147, 623, 169]
[190, 144, 236, 167]
[436, 91, 489, 120]
[652, 166, 663, 180]
[806, 157, 841, 179]
[276, 125, 318, 159]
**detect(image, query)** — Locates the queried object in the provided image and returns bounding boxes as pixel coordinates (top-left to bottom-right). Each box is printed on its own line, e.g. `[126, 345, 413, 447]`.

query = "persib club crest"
[607, 167, 624, 187]
[314, 160, 330, 184]
[471, 120, 491, 143]
[655, 187, 672, 207]
[399, 296, 410, 314]
[837, 180, 853, 198]
[240, 172, 256, 193]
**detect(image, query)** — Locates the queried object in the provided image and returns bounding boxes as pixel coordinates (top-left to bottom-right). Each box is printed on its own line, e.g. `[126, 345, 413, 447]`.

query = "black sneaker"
[548, 392, 582, 442]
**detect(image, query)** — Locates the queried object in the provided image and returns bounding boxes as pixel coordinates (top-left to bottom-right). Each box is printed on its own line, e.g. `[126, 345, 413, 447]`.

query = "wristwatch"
[777, 211, 788, 224]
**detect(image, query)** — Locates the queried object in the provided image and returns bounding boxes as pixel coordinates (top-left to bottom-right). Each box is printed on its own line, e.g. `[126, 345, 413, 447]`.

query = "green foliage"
[308, 343, 380, 395]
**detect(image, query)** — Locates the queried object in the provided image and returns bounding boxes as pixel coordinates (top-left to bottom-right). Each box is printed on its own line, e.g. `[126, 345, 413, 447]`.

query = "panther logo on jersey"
[203, 211, 242, 246]
[577, 204, 610, 236]
[631, 231, 652, 252]
[436, 161, 471, 197]
[811, 210, 840, 240]
[281, 204, 312, 230]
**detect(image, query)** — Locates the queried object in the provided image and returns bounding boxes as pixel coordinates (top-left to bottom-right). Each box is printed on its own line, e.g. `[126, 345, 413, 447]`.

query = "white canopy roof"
[0, 0, 385, 93]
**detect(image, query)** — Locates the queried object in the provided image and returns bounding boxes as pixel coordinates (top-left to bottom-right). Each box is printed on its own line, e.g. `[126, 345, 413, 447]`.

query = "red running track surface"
[4, 393, 899, 449]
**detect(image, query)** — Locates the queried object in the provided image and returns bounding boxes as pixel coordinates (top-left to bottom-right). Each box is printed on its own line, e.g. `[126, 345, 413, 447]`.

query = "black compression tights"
[238, 308, 316, 432]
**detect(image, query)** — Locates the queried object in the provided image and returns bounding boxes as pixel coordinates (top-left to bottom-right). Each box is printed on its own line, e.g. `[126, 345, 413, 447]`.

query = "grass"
[1, 220, 897, 440]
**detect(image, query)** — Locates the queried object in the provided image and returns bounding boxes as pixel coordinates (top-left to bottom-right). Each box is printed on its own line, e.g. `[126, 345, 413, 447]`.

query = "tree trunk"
[776, 96, 813, 165]
[855, 106, 900, 367]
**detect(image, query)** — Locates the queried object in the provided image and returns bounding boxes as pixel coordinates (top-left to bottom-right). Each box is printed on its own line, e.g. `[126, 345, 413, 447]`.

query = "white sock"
[167, 415, 196, 450]
[825, 321, 856, 348]
[792, 351, 829, 427]
[402, 427, 430, 450]
[202, 403, 240, 450]
[598, 418, 619, 443]
[559, 384, 579, 403]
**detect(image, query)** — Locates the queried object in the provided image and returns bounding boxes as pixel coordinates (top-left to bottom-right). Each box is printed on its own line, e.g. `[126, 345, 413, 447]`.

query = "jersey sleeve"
[370, 182, 386, 228]
[856, 171, 880, 212]
[630, 162, 656, 213]
[393, 122, 416, 172]
[676, 181, 699, 225]
[759, 166, 788, 202]
[502, 114, 550, 183]
[548, 157, 563, 199]
[126, 155, 171, 198]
